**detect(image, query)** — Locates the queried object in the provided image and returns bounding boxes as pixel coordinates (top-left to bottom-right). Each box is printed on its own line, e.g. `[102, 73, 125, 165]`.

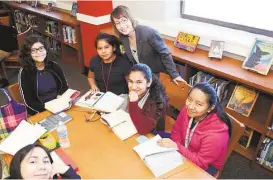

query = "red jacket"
[171, 107, 229, 170]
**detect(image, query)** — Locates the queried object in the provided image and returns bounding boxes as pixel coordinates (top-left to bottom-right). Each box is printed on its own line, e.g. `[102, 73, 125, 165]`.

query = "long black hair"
[189, 82, 232, 137]
[19, 34, 56, 70]
[9, 144, 53, 179]
[94, 33, 122, 55]
[129, 63, 168, 123]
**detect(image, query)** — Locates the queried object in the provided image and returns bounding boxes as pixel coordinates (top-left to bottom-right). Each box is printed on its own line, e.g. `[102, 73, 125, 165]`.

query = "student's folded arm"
[147, 28, 179, 79]
[19, 69, 45, 115]
[129, 101, 154, 134]
[177, 134, 223, 170]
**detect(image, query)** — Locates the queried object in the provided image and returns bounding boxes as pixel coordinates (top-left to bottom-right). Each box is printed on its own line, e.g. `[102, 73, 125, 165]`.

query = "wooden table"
[29, 106, 214, 179]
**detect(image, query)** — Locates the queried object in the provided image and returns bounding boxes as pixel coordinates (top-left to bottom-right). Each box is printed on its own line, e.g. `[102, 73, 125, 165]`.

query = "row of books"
[46, 37, 61, 53]
[256, 137, 273, 170]
[45, 21, 59, 37]
[62, 25, 77, 44]
[189, 71, 229, 103]
[15, 22, 28, 33]
[13, 10, 39, 28]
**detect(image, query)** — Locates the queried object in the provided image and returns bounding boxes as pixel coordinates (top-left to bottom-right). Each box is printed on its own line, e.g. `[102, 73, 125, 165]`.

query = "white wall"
[112, 0, 273, 60]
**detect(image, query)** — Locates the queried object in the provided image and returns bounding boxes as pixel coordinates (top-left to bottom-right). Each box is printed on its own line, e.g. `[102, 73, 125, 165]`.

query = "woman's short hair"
[110, 5, 138, 36]
[9, 144, 53, 179]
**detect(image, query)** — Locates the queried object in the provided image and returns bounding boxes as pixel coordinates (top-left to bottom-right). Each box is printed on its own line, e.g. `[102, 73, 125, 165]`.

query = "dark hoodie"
[18, 61, 68, 115]
[171, 107, 229, 170]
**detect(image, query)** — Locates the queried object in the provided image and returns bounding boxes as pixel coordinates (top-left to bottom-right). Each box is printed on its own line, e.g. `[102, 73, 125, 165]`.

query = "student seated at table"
[127, 63, 168, 134]
[110, 5, 185, 84]
[88, 33, 132, 95]
[8, 144, 81, 179]
[157, 82, 232, 176]
[19, 35, 69, 115]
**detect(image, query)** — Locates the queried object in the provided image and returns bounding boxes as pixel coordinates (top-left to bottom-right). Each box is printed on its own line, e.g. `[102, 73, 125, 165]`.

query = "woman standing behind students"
[110, 5, 184, 84]
[88, 33, 132, 95]
[127, 63, 168, 135]
[8, 144, 80, 179]
[158, 82, 232, 176]
[19, 35, 68, 115]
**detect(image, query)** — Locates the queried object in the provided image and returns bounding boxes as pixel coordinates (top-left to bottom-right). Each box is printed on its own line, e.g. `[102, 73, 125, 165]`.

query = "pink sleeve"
[129, 101, 155, 134]
[171, 109, 185, 143]
[177, 134, 224, 170]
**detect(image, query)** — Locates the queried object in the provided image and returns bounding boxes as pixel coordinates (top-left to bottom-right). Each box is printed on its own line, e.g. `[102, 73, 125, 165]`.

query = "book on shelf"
[256, 137, 273, 169]
[238, 127, 254, 149]
[242, 39, 273, 75]
[75, 91, 124, 113]
[45, 89, 80, 114]
[174, 32, 199, 52]
[70, 2, 78, 17]
[226, 85, 259, 117]
[208, 40, 225, 59]
[133, 135, 183, 177]
[101, 109, 137, 141]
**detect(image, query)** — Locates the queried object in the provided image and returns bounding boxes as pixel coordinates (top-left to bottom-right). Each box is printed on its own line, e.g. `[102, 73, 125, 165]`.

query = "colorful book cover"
[242, 39, 273, 75]
[227, 85, 259, 117]
[174, 32, 199, 52]
[208, 40, 225, 59]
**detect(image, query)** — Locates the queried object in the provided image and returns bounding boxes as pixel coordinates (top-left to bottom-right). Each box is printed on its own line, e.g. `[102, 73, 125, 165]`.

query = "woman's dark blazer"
[119, 25, 179, 79]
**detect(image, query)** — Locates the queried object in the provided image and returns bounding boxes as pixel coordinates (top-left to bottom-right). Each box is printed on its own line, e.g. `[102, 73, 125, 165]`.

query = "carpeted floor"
[1, 61, 273, 179]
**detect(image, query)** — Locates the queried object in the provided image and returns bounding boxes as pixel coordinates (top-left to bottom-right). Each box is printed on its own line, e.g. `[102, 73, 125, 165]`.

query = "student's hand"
[157, 138, 178, 149]
[173, 76, 186, 85]
[50, 160, 70, 178]
[90, 85, 100, 94]
[128, 91, 139, 102]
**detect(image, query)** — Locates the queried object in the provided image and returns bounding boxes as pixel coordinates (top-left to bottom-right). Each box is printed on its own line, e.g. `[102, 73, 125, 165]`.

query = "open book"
[101, 109, 137, 141]
[75, 91, 124, 113]
[0, 120, 47, 155]
[45, 89, 80, 114]
[133, 135, 183, 177]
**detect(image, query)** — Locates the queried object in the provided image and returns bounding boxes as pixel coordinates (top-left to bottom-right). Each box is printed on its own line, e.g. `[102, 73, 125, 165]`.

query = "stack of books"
[256, 137, 273, 170]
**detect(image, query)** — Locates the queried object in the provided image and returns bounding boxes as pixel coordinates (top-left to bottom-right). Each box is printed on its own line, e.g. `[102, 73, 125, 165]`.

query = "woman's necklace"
[101, 60, 113, 92]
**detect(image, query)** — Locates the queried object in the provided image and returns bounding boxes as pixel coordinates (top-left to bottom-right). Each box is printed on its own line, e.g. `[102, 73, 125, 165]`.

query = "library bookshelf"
[102, 26, 273, 173]
[2, 1, 84, 72]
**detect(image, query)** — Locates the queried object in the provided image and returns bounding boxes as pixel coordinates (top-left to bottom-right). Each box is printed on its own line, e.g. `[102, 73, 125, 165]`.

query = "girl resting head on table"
[158, 82, 232, 176]
[8, 144, 80, 179]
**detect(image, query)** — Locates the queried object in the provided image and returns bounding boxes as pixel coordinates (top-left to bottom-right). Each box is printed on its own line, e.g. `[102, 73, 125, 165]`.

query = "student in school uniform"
[126, 63, 168, 135]
[8, 144, 81, 179]
[18, 35, 68, 115]
[110, 5, 185, 84]
[88, 33, 132, 95]
[157, 82, 232, 176]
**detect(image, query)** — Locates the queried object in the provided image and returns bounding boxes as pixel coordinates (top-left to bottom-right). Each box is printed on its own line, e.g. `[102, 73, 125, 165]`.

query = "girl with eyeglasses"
[18, 35, 69, 115]
[110, 6, 185, 84]
[157, 82, 232, 176]
[8, 144, 80, 179]
[88, 33, 132, 95]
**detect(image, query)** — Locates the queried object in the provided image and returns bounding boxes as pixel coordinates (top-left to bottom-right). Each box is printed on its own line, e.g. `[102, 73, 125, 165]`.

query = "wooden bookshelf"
[101, 26, 273, 173]
[2, 1, 84, 72]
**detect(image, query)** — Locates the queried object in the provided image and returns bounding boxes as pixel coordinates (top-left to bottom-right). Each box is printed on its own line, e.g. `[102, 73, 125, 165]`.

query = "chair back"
[7, 83, 23, 103]
[17, 27, 32, 48]
[159, 73, 191, 132]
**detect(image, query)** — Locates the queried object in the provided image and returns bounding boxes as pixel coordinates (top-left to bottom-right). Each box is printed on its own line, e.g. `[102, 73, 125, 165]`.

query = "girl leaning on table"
[87, 33, 132, 95]
[18, 35, 69, 115]
[110, 5, 185, 84]
[122, 63, 168, 135]
[8, 144, 80, 179]
[157, 82, 232, 176]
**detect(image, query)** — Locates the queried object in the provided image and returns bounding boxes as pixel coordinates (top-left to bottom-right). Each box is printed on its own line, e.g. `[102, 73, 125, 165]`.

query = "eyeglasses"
[31, 46, 45, 54]
[114, 18, 128, 28]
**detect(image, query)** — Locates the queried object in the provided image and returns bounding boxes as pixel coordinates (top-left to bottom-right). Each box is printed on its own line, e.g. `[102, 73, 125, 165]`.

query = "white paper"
[0, 120, 47, 155]
[94, 92, 124, 113]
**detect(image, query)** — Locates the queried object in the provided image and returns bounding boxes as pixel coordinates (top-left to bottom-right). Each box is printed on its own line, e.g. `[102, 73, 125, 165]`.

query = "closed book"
[174, 32, 199, 52]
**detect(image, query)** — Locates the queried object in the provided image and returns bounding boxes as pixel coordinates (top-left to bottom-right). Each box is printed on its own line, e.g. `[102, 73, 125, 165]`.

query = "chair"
[7, 82, 23, 103]
[159, 73, 191, 133]
[1, 27, 32, 79]
[214, 114, 245, 178]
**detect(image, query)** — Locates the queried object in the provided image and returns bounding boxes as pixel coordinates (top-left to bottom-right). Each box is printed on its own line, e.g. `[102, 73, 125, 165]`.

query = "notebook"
[38, 112, 72, 132]
[0, 120, 47, 155]
[101, 109, 137, 140]
[133, 135, 183, 177]
[45, 89, 80, 114]
[75, 91, 124, 113]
